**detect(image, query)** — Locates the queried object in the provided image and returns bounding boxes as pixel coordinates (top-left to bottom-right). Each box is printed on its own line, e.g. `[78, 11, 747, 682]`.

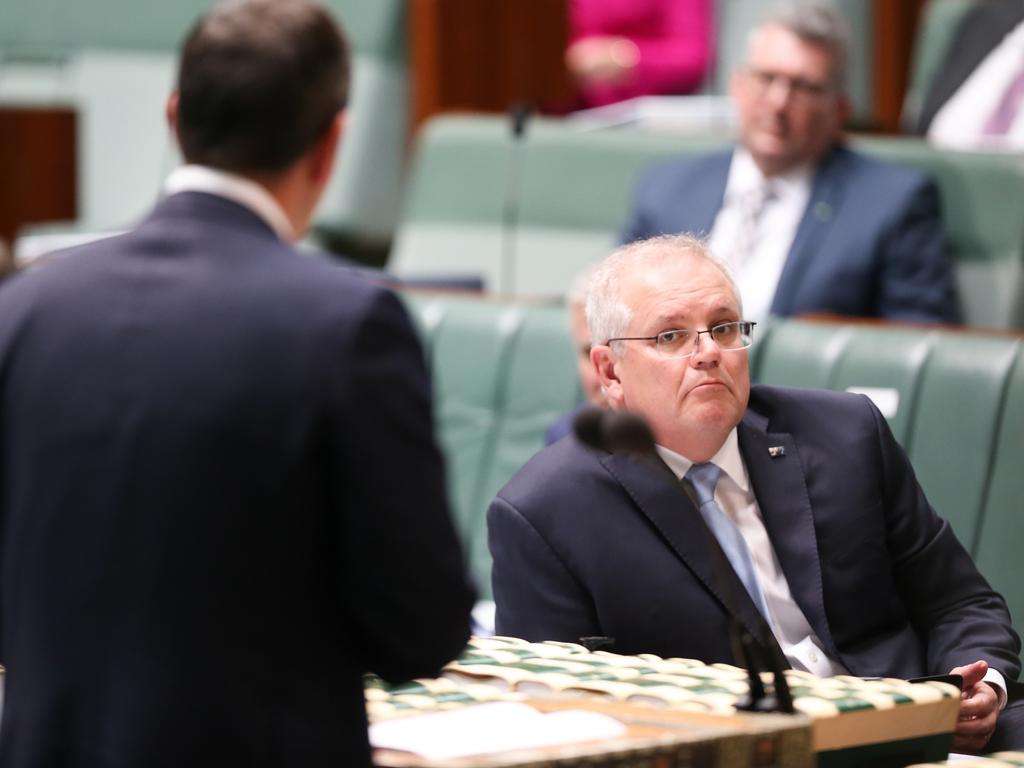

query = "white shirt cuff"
[982, 668, 1008, 711]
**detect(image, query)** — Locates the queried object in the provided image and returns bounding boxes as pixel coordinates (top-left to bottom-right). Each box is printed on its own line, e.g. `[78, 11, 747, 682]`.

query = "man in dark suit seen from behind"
[621, 2, 959, 326]
[489, 234, 1022, 753]
[0, 1, 474, 765]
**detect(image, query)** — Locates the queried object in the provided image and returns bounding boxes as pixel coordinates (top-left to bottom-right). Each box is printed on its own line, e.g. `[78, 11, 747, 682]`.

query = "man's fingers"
[953, 682, 998, 754]
[950, 660, 988, 689]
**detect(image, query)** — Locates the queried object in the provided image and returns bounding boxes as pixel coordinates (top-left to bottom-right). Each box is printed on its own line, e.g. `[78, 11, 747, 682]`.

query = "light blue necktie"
[686, 462, 770, 620]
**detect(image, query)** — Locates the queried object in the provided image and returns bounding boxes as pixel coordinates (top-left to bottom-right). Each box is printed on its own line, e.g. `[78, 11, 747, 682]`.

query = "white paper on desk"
[369, 701, 627, 760]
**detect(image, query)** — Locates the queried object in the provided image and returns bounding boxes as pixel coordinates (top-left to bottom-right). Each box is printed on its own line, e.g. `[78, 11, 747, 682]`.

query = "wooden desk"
[368, 637, 960, 768]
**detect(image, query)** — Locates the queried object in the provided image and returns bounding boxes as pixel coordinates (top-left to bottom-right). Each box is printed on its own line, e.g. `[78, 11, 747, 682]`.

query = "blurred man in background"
[621, 2, 960, 326]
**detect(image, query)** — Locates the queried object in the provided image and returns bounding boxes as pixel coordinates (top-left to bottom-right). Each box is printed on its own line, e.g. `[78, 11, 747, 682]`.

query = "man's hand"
[950, 660, 999, 753]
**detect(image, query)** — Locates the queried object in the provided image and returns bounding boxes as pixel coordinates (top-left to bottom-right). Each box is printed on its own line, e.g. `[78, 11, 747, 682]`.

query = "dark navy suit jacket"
[0, 191, 474, 767]
[489, 386, 1019, 682]
[620, 146, 961, 324]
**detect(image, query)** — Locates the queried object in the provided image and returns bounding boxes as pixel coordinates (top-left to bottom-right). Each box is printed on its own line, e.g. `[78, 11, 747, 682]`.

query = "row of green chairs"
[400, 290, 1024, 670]
[391, 114, 1024, 329]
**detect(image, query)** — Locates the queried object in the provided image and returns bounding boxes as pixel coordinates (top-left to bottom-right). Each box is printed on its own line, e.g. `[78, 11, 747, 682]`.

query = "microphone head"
[604, 410, 657, 455]
[509, 102, 531, 139]
[572, 406, 605, 452]
[572, 408, 657, 456]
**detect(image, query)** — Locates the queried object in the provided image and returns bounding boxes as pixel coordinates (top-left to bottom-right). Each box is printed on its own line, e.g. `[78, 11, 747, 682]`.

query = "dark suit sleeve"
[872, 400, 1020, 679]
[489, 495, 600, 642]
[332, 288, 474, 684]
[876, 177, 961, 324]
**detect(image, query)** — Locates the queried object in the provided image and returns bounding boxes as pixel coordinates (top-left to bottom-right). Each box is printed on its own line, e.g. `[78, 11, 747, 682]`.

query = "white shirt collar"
[163, 164, 295, 242]
[725, 147, 815, 202]
[654, 428, 750, 493]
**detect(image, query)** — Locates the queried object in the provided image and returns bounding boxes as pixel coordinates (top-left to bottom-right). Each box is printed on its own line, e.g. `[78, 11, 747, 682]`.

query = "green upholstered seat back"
[974, 345, 1024, 663]
[471, 305, 580, 596]
[401, 292, 580, 597]
[423, 299, 522, 573]
[313, 0, 408, 245]
[754, 322, 852, 390]
[390, 115, 724, 295]
[906, 336, 1022, 547]
[390, 118, 516, 288]
[853, 136, 1024, 330]
[827, 328, 935, 445]
[755, 321, 935, 445]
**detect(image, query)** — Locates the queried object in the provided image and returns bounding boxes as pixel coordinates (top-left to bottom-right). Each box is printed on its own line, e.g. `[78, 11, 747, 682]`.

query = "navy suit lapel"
[770, 146, 850, 316]
[738, 409, 840, 659]
[600, 450, 775, 649]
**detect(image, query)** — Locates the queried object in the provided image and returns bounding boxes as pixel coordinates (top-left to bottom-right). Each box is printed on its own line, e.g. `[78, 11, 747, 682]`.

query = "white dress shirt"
[929, 19, 1024, 151]
[655, 431, 1008, 703]
[163, 164, 295, 242]
[656, 431, 846, 677]
[707, 149, 814, 327]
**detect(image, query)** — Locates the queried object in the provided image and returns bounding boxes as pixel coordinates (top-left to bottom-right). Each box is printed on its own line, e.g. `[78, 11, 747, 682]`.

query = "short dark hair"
[175, 0, 349, 174]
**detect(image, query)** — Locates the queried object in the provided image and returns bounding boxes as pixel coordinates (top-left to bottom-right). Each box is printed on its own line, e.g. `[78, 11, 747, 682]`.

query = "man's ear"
[165, 91, 185, 158]
[592, 345, 624, 408]
[166, 91, 180, 136]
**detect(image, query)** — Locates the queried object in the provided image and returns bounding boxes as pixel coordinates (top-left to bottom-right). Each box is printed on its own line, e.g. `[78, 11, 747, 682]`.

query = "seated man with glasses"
[621, 1, 959, 326]
[488, 234, 1023, 753]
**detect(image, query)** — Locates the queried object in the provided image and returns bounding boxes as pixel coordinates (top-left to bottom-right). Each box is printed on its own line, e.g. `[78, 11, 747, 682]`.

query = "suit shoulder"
[748, 384, 880, 429]
[636, 149, 732, 191]
[831, 145, 934, 195]
[496, 438, 606, 512]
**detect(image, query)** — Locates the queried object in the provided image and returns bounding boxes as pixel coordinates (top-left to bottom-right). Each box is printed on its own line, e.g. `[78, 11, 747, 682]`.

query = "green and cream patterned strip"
[366, 636, 959, 722]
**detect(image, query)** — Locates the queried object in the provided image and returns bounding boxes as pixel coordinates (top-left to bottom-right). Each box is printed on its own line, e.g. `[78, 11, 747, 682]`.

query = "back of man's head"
[175, 0, 349, 175]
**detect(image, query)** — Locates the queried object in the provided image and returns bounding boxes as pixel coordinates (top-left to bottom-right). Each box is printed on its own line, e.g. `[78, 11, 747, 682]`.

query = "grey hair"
[749, 2, 849, 92]
[585, 234, 741, 352]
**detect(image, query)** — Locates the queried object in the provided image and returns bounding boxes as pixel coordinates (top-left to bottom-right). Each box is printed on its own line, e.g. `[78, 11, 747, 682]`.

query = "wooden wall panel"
[0, 107, 77, 263]
[872, 0, 928, 133]
[410, 0, 572, 130]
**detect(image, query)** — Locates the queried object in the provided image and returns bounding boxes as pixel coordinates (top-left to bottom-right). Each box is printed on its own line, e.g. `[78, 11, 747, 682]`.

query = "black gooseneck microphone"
[572, 407, 794, 714]
[499, 103, 531, 295]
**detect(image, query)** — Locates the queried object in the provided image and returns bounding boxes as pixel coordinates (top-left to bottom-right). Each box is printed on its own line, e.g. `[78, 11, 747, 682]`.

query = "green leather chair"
[974, 344, 1024, 664]
[313, 0, 408, 263]
[390, 114, 723, 295]
[425, 298, 523, 580]
[390, 117, 517, 290]
[753, 321, 852, 390]
[906, 335, 1021, 547]
[853, 136, 1024, 330]
[401, 293, 582, 597]
[754, 321, 936, 445]
[827, 328, 936, 445]
[470, 304, 580, 597]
